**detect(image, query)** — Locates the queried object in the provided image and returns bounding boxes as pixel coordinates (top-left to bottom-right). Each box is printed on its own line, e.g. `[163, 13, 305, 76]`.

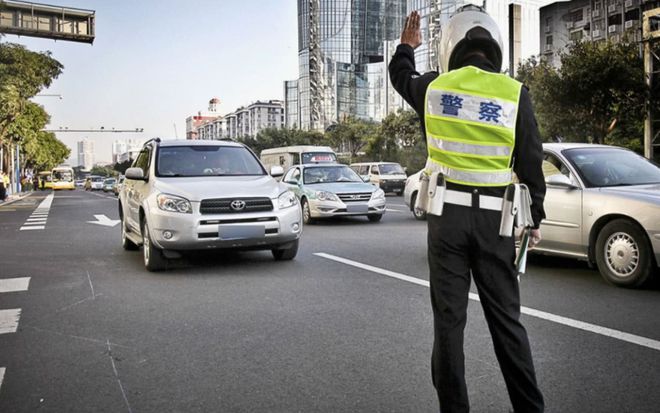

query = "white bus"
[260, 145, 337, 172]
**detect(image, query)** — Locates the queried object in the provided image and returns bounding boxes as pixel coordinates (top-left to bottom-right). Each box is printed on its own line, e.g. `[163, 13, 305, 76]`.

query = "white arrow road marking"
[87, 214, 120, 227]
[0, 309, 21, 334]
[0, 277, 30, 293]
[314, 252, 660, 352]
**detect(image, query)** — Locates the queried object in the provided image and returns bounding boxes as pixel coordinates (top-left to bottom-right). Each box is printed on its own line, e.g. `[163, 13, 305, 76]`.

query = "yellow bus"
[51, 166, 75, 190]
[38, 171, 53, 189]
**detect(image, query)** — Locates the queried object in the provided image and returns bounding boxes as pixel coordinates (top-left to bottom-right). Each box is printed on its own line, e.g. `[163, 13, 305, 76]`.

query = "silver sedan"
[538, 143, 660, 287]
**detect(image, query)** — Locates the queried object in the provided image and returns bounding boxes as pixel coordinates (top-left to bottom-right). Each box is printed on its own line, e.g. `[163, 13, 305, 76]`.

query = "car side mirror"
[546, 174, 577, 189]
[125, 167, 145, 181]
[270, 166, 284, 177]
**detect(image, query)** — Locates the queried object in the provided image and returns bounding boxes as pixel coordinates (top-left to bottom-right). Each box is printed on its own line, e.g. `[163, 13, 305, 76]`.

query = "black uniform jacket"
[388, 44, 546, 228]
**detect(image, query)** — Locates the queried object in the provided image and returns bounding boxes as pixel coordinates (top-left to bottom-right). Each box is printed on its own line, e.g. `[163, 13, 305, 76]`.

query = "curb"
[0, 191, 35, 207]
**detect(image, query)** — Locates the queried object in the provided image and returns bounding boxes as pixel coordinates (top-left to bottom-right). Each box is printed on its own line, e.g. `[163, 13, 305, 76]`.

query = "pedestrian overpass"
[0, 0, 94, 44]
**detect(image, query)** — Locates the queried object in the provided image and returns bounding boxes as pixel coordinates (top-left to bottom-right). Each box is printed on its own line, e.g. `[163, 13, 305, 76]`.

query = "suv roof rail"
[143, 137, 161, 147]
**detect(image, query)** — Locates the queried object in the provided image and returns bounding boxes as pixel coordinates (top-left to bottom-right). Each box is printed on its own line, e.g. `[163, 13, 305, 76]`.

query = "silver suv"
[118, 139, 302, 271]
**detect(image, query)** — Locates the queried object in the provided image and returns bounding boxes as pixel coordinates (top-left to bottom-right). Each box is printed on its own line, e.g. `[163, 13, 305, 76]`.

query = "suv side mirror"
[125, 167, 145, 181]
[546, 174, 577, 189]
[270, 166, 284, 177]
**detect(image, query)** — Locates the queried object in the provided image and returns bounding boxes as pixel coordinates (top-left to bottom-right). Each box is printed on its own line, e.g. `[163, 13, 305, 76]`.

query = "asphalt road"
[1, 190, 659, 412]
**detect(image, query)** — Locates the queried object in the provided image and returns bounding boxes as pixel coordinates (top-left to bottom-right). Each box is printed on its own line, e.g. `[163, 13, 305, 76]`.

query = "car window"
[379, 163, 405, 175]
[303, 166, 363, 184]
[156, 145, 266, 177]
[133, 148, 151, 176]
[371, 166, 379, 175]
[564, 147, 660, 187]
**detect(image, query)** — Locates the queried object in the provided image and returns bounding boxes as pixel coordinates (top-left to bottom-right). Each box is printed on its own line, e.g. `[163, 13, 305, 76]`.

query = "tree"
[0, 42, 63, 144]
[90, 165, 116, 177]
[5, 101, 69, 170]
[517, 39, 647, 147]
[369, 109, 426, 173]
[326, 116, 378, 162]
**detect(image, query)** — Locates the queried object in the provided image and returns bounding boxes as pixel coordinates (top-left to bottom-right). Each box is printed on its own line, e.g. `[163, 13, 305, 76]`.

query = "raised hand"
[400, 11, 422, 49]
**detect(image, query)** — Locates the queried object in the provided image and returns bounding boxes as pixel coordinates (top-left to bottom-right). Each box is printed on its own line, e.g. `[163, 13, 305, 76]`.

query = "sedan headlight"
[315, 191, 339, 202]
[371, 188, 385, 200]
[157, 193, 192, 213]
[278, 191, 298, 209]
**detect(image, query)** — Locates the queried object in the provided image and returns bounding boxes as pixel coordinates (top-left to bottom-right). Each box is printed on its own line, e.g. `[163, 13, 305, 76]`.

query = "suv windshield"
[156, 145, 265, 177]
[379, 163, 405, 175]
[564, 147, 660, 187]
[303, 165, 363, 184]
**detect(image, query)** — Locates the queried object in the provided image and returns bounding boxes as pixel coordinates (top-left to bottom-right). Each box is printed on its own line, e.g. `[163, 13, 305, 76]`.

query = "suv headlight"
[278, 191, 298, 209]
[157, 193, 192, 213]
[315, 191, 339, 202]
[371, 188, 385, 200]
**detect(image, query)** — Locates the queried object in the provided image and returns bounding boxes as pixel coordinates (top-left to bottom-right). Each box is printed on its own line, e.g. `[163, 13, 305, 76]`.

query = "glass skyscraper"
[288, 0, 407, 131]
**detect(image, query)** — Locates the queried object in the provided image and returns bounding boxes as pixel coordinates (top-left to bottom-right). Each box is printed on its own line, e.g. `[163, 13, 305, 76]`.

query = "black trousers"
[427, 202, 544, 413]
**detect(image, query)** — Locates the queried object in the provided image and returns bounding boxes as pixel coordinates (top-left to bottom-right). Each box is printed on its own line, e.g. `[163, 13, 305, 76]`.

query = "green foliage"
[517, 39, 647, 149]
[239, 127, 325, 154]
[0, 42, 63, 144]
[5, 101, 69, 170]
[371, 109, 426, 173]
[113, 159, 132, 174]
[90, 165, 117, 177]
[326, 116, 378, 162]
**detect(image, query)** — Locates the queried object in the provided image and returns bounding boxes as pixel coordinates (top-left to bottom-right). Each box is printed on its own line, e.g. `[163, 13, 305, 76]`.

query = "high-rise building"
[286, 0, 407, 131]
[196, 100, 285, 140]
[77, 139, 94, 171]
[286, 0, 554, 131]
[185, 98, 222, 139]
[539, 0, 656, 68]
[112, 139, 143, 163]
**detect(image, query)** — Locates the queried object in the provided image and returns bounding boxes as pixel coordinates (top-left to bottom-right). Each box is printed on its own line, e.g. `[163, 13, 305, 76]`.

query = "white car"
[403, 169, 426, 220]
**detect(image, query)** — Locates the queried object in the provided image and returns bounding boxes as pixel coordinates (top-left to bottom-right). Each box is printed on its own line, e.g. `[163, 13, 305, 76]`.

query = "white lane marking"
[22, 221, 45, 226]
[87, 214, 120, 227]
[19, 226, 45, 231]
[37, 193, 54, 210]
[27, 218, 47, 221]
[18, 193, 54, 231]
[0, 309, 21, 334]
[314, 252, 660, 352]
[86, 271, 96, 298]
[0, 367, 4, 393]
[107, 340, 134, 413]
[0, 277, 30, 293]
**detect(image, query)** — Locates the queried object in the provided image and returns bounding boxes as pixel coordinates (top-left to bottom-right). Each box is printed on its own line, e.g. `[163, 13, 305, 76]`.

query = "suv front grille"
[200, 197, 273, 214]
[336, 192, 372, 202]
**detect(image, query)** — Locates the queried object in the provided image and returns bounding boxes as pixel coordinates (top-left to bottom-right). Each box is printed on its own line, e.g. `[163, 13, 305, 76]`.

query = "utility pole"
[642, 7, 660, 161]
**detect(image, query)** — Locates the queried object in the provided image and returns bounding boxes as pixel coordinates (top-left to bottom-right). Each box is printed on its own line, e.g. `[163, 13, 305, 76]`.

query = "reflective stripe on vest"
[423, 66, 522, 187]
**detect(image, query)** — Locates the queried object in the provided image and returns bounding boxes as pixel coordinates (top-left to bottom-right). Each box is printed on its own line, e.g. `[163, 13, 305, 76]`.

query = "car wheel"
[301, 198, 314, 225]
[142, 220, 167, 272]
[595, 219, 654, 288]
[272, 239, 299, 261]
[410, 192, 427, 221]
[367, 214, 383, 222]
[121, 218, 139, 251]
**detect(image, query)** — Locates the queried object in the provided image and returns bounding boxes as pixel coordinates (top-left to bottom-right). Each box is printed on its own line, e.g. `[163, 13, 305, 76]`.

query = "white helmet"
[438, 4, 503, 73]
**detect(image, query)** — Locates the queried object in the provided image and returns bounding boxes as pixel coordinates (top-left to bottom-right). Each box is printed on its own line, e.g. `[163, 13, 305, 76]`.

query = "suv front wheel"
[142, 220, 167, 271]
[272, 239, 299, 261]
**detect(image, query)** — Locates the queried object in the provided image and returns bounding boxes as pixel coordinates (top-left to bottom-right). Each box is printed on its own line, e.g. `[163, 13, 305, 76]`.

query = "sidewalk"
[0, 191, 34, 207]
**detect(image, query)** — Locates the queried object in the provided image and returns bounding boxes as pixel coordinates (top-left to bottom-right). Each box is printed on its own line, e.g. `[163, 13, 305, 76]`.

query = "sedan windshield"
[379, 163, 405, 175]
[564, 147, 660, 187]
[156, 146, 265, 177]
[303, 166, 363, 184]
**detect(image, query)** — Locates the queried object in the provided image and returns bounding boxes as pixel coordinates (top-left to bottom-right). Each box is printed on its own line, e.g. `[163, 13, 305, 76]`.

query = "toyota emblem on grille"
[230, 200, 246, 211]
[349, 195, 358, 200]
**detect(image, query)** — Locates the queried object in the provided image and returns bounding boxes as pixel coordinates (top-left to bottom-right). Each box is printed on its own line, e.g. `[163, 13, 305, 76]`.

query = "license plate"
[218, 225, 265, 240]
[346, 204, 369, 213]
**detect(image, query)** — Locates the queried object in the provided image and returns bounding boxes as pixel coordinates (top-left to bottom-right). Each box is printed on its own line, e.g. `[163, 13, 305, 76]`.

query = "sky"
[7, 0, 299, 163]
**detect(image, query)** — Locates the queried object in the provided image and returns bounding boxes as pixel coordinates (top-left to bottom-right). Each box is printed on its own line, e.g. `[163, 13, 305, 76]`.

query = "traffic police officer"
[389, 6, 546, 413]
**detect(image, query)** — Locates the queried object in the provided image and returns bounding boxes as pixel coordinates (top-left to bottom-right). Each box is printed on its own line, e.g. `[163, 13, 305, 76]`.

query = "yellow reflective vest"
[423, 66, 522, 187]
